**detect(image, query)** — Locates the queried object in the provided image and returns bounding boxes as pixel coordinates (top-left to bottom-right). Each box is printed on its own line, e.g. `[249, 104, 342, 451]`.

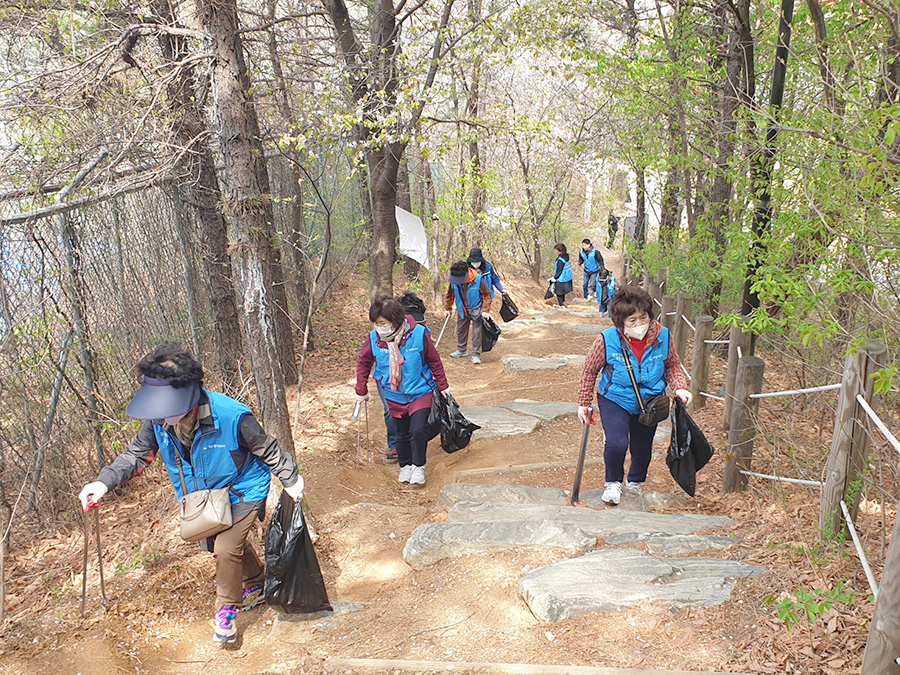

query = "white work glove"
[548, 277, 556, 284]
[501, 290, 509, 295]
[356, 392, 369, 402]
[577, 406, 596, 425]
[284, 476, 304, 502]
[79, 481, 108, 511]
[440, 386, 451, 398]
[483, 313, 491, 321]
[675, 389, 692, 406]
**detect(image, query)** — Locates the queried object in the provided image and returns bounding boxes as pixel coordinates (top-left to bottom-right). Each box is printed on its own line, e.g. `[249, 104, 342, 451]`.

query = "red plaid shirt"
[576, 321, 688, 407]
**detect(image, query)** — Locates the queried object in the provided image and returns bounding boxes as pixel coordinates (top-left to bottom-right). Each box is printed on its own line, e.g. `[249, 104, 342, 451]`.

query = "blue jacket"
[453, 272, 487, 318]
[370, 324, 437, 403]
[554, 256, 573, 283]
[481, 261, 504, 295]
[596, 273, 616, 304]
[580, 248, 604, 274]
[598, 326, 669, 414]
[153, 392, 271, 505]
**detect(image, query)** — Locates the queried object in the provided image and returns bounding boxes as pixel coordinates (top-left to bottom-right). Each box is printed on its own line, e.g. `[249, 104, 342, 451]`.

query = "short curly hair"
[137, 344, 204, 388]
[609, 286, 654, 329]
[368, 297, 406, 329]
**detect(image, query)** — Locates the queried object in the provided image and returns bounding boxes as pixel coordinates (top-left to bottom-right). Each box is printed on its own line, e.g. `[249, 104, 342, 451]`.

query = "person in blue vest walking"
[575, 286, 692, 505]
[577, 238, 605, 300]
[596, 268, 616, 317]
[356, 297, 450, 486]
[78, 345, 304, 643]
[444, 260, 493, 364]
[467, 247, 507, 297]
[548, 243, 573, 307]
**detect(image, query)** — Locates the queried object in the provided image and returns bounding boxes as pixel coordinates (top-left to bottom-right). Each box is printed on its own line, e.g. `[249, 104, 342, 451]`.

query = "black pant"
[395, 407, 430, 467]
[597, 396, 657, 483]
[556, 294, 566, 306]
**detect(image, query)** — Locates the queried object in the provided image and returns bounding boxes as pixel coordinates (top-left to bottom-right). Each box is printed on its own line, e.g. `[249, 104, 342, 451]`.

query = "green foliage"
[763, 581, 857, 631]
[114, 541, 165, 576]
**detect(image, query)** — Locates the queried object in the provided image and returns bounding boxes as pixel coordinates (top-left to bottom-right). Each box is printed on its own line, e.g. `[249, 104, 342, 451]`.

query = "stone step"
[446, 502, 736, 538]
[501, 354, 585, 374]
[497, 399, 578, 421]
[402, 520, 596, 569]
[438, 483, 570, 509]
[324, 657, 756, 674]
[518, 548, 767, 622]
[460, 405, 542, 439]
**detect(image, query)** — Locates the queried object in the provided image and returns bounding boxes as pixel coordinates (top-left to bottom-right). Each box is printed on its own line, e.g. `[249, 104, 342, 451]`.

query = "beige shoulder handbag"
[174, 447, 233, 542]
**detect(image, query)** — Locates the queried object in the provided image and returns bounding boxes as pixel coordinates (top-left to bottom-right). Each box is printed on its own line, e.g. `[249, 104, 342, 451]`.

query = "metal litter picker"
[80, 497, 108, 616]
[570, 409, 595, 505]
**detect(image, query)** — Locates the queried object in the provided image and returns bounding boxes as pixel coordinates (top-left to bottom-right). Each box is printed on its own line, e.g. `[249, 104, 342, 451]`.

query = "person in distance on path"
[78, 345, 304, 644]
[548, 243, 573, 307]
[356, 297, 450, 487]
[466, 247, 507, 297]
[577, 238, 605, 300]
[575, 286, 692, 505]
[596, 268, 616, 317]
[445, 260, 493, 364]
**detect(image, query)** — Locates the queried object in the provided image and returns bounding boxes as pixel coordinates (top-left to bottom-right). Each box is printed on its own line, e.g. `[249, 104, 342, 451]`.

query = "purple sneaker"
[213, 604, 239, 643]
[242, 584, 265, 611]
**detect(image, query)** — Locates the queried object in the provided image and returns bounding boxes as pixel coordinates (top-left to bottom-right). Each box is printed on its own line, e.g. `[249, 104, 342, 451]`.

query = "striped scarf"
[384, 319, 409, 391]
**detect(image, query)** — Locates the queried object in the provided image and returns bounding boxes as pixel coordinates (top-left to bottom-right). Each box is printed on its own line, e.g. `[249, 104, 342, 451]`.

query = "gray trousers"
[456, 305, 483, 356]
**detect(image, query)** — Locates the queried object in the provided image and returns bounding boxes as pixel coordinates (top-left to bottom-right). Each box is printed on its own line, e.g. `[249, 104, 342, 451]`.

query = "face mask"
[624, 323, 650, 340]
[164, 412, 188, 426]
[471, 261, 482, 269]
[375, 325, 396, 338]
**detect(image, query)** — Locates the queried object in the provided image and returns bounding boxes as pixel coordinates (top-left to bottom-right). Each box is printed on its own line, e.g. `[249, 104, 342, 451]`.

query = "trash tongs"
[80, 497, 108, 616]
[351, 398, 370, 461]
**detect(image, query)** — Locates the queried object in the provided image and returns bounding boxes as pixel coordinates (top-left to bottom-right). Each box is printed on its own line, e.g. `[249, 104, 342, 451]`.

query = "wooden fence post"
[690, 315, 714, 411]
[861, 504, 900, 674]
[661, 295, 675, 330]
[819, 340, 887, 540]
[723, 320, 752, 431]
[674, 293, 692, 359]
[655, 267, 667, 298]
[723, 355, 765, 492]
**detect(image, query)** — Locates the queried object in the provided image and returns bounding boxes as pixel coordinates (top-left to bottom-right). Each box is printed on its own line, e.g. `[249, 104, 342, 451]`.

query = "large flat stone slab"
[460, 406, 542, 439]
[501, 354, 584, 374]
[580, 488, 684, 512]
[518, 549, 767, 622]
[572, 324, 605, 334]
[497, 399, 578, 421]
[438, 483, 569, 509]
[606, 532, 736, 555]
[447, 502, 735, 538]
[498, 317, 550, 336]
[403, 520, 596, 569]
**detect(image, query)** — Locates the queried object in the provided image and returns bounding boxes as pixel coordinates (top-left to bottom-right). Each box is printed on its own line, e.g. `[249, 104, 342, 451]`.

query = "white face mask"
[164, 412, 188, 426]
[471, 261, 482, 269]
[375, 325, 396, 338]
[624, 323, 650, 340]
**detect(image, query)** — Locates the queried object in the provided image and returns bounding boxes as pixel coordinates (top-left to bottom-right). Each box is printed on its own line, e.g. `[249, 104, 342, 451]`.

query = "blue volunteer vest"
[596, 274, 616, 304]
[452, 273, 485, 318]
[580, 248, 602, 274]
[598, 325, 669, 414]
[556, 256, 573, 283]
[370, 324, 437, 403]
[154, 391, 271, 505]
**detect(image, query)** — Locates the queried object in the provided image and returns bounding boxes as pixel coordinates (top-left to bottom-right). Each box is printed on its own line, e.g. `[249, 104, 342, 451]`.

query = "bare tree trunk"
[199, 0, 294, 447]
[368, 143, 403, 298]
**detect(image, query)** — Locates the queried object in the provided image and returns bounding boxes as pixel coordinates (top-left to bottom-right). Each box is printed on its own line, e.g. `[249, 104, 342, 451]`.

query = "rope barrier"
[737, 346, 743, 359]
[856, 394, 900, 458]
[680, 363, 691, 380]
[739, 469, 823, 487]
[749, 383, 842, 399]
[682, 315, 695, 332]
[700, 391, 725, 401]
[653, 298, 662, 308]
[841, 500, 879, 600]
[704, 339, 730, 345]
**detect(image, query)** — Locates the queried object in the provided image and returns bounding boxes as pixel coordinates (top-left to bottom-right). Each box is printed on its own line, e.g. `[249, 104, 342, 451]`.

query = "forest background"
[0, 0, 899, 667]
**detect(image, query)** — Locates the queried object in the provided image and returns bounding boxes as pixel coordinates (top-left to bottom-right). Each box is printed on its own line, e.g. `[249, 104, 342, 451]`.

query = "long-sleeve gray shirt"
[97, 394, 299, 520]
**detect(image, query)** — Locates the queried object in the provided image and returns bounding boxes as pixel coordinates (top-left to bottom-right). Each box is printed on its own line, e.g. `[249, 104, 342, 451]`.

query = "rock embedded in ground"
[518, 548, 767, 622]
[501, 354, 585, 374]
[403, 520, 596, 569]
[497, 399, 579, 421]
[580, 487, 684, 512]
[606, 532, 736, 555]
[447, 502, 735, 537]
[571, 323, 605, 333]
[437, 483, 570, 510]
[459, 405, 542, 439]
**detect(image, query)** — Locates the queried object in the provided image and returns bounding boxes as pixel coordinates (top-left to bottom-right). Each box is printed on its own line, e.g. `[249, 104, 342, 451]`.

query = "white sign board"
[395, 206, 430, 269]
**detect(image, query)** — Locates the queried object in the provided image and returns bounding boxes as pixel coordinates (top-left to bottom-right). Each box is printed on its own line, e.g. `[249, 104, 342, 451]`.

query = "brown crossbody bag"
[173, 446, 233, 542]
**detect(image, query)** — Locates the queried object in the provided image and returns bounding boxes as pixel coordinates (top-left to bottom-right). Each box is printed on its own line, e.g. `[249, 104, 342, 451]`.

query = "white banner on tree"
[395, 206, 430, 269]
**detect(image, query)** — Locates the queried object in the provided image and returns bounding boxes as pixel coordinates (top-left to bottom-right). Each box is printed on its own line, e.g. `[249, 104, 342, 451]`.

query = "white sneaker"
[450, 350, 468, 358]
[409, 466, 426, 485]
[601, 481, 622, 505]
[625, 481, 642, 494]
[471, 354, 482, 364]
[398, 465, 413, 483]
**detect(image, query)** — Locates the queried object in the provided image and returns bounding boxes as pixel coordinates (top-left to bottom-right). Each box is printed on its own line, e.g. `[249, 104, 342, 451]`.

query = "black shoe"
[386, 448, 398, 461]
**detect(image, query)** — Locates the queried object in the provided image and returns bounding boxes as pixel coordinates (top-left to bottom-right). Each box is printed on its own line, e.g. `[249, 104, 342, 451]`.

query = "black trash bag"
[264, 492, 332, 614]
[481, 316, 501, 352]
[431, 392, 480, 453]
[666, 398, 715, 497]
[499, 294, 519, 322]
[425, 390, 442, 441]
[544, 282, 555, 300]
[398, 291, 427, 325]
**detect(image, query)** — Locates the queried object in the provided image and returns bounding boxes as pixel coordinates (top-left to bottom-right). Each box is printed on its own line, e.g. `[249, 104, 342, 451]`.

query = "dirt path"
[0, 248, 875, 674]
